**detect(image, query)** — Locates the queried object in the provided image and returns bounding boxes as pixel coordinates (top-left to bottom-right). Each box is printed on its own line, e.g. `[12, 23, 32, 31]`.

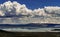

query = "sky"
[0, 0, 59, 30]
[0, 0, 60, 24]
[0, 0, 60, 9]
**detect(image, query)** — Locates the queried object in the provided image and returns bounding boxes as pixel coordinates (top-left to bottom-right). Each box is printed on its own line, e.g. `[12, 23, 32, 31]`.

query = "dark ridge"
[0, 23, 60, 28]
[51, 29, 60, 31]
[0, 30, 7, 32]
[0, 30, 60, 37]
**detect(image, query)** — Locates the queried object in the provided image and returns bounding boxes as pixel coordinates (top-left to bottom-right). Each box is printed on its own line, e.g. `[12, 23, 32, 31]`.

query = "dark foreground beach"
[0, 30, 60, 37]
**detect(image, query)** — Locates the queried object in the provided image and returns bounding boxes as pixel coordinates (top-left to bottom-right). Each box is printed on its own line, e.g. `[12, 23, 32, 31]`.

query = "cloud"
[44, 6, 60, 17]
[0, 1, 33, 16]
[0, 1, 60, 24]
[0, 1, 60, 17]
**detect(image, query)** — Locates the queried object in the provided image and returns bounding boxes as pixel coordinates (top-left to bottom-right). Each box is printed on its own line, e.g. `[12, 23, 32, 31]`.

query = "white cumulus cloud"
[0, 1, 60, 24]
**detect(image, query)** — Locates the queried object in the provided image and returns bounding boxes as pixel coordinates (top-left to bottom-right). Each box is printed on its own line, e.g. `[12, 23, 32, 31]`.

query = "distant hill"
[0, 23, 60, 28]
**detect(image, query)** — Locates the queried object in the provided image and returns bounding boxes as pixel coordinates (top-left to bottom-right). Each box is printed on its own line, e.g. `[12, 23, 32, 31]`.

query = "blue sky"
[0, 0, 60, 23]
[0, 0, 60, 9]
